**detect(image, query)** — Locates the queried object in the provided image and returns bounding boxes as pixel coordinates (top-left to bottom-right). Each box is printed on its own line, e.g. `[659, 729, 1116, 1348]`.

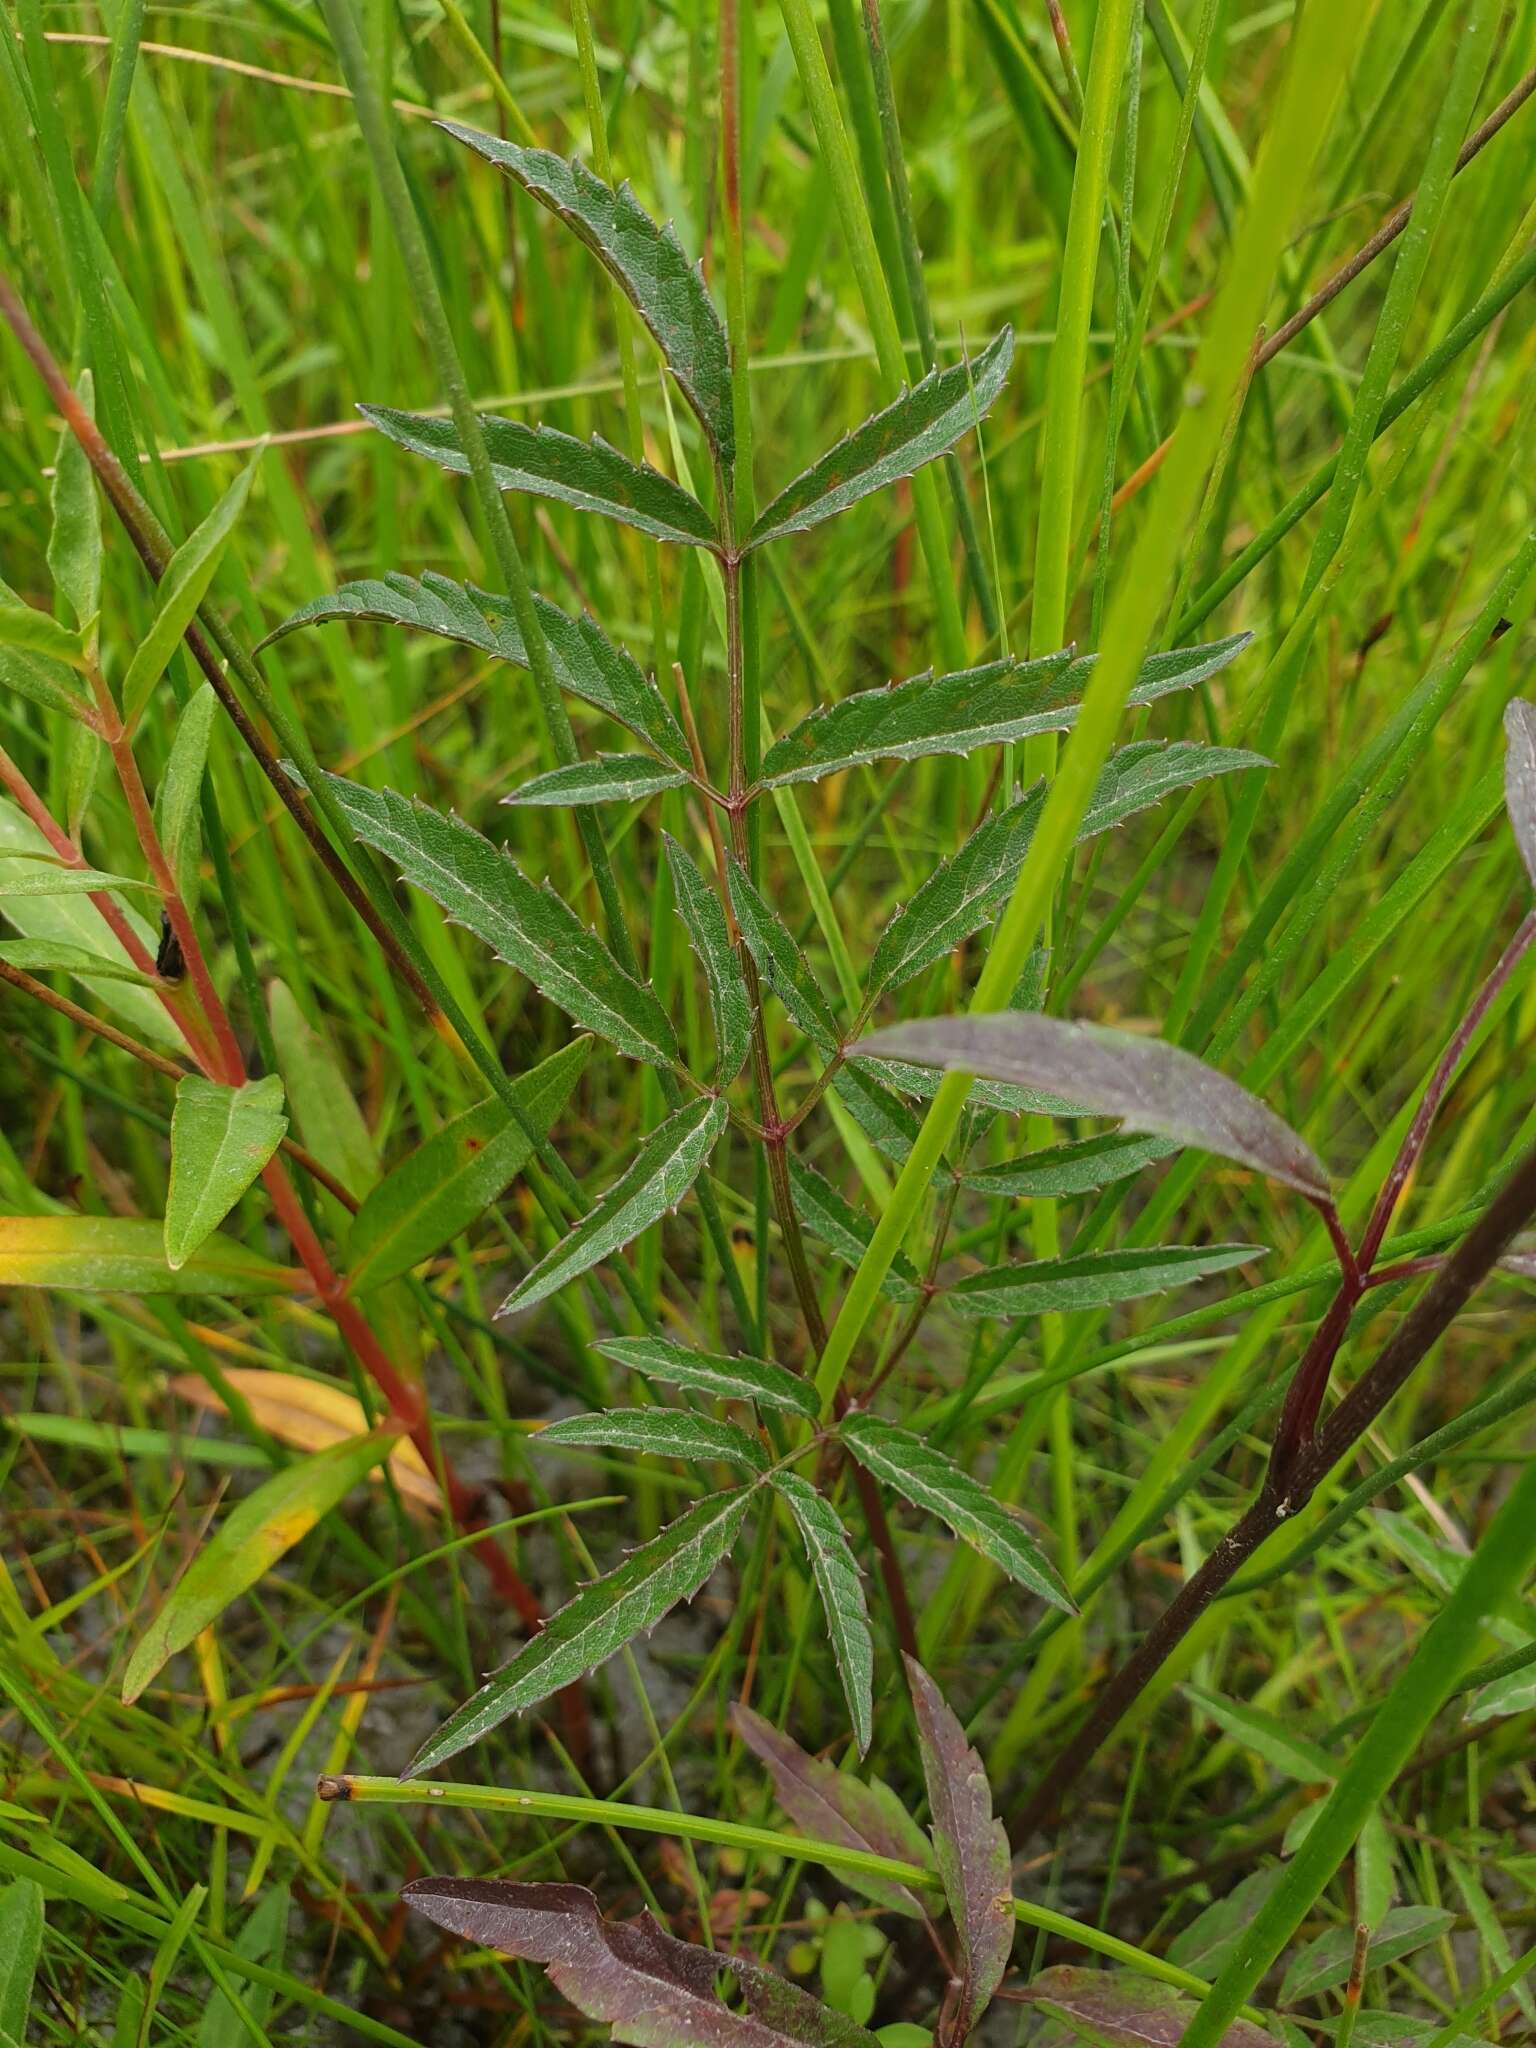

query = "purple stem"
[1359, 906, 1536, 1270]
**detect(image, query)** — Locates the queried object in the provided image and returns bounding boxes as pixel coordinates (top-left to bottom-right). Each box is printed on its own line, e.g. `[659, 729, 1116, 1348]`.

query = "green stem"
[812, 0, 1374, 1417]
[318, 0, 756, 1341]
[776, 0, 968, 672]
[1182, 1448, 1536, 2048]
[319, 1773, 1260, 2010]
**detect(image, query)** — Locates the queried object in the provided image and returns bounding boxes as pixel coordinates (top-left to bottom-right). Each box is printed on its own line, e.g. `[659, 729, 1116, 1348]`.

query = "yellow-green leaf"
[121, 1429, 398, 1701]
[0, 1216, 299, 1297]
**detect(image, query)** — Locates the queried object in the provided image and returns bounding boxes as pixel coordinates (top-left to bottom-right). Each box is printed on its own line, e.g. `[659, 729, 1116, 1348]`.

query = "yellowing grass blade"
[166, 1368, 443, 1516]
[121, 1430, 399, 1703]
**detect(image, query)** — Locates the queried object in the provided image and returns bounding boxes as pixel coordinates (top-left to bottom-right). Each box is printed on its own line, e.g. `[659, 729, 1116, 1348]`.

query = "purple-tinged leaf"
[904, 1661, 1012, 2045]
[1505, 700, 1536, 885]
[1501, 1236, 1536, 1279]
[1019, 1966, 1277, 2048]
[732, 1704, 934, 1919]
[403, 1879, 879, 2048]
[852, 1014, 1329, 1203]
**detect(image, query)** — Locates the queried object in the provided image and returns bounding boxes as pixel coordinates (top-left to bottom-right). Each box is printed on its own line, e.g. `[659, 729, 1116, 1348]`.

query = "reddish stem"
[1359, 907, 1536, 1269]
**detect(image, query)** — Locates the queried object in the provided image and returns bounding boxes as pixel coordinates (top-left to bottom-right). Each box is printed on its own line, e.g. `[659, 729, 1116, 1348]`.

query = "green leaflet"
[407, 1488, 752, 1773]
[727, 856, 841, 1053]
[761, 650, 1072, 788]
[436, 124, 734, 475]
[346, 1039, 590, 1291]
[48, 371, 101, 638]
[0, 862, 153, 899]
[831, 1061, 930, 1170]
[152, 682, 218, 910]
[1183, 1683, 1339, 1785]
[840, 1414, 1073, 1613]
[165, 1075, 288, 1270]
[786, 1156, 922, 1302]
[961, 1132, 1173, 1200]
[1279, 1908, 1457, 2006]
[942, 1242, 1261, 1320]
[315, 774, 678, 1067]
[360, 405, 717, 551]
[502, 1096, 727, 1315]
[770, 1471, 874, 1755]
[594, 1335, 819, 1420]
[262, 573, 690, 768]
[0, 1879, 44, 2046]
[0, 592, 90, 670]
[0, 801, 177, 1045]
[663, 834, 751, 1084]
[120, 450, 261, 726]
[504, 755, 690, 807]
[749, 327, 1013, 548]
[537, 1408, 767, 1474]
[0, 940, 155, 986]
[121, 1430, 398, 1702]
[0, 633, 93, 723]
[867, 737, 1260, 996]
[760, 639, 1251, 787]
[0, 1216, 299, 1298]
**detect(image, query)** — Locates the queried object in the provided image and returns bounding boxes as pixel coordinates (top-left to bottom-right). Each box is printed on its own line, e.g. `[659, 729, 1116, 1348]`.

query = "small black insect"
[155, 911, 185, 982]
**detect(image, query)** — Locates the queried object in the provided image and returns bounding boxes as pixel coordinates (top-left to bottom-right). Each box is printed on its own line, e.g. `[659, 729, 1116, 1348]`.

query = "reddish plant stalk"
[1012, 1128, 1536, 1838]
[2, 693, 553, 1648]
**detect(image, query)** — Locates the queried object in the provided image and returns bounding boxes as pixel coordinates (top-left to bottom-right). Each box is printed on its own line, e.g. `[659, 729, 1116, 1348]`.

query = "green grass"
[3, 0, 1536, 2042]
